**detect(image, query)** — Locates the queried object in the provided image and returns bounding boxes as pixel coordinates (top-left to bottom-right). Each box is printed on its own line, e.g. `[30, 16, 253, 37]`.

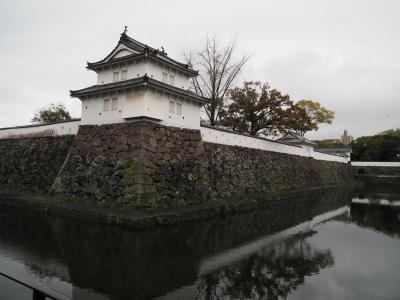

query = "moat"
[0, 186, 399, 300]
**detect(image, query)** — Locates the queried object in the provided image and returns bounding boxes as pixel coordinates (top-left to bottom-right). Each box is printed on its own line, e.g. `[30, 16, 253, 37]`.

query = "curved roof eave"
[86, 33, 198, 76]
[70, 76, 210, 105]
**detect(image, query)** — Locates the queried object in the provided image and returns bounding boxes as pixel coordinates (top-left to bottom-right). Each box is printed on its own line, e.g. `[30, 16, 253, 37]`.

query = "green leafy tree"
[220, 81, 293, 136]
[281, 103, 316, 135]
[294, 100, 335, 135]
[351, 130, 400, 161]
[381, 128, 400, 137]
[31, 103, 72, 124]
[316, 140, 346, 147]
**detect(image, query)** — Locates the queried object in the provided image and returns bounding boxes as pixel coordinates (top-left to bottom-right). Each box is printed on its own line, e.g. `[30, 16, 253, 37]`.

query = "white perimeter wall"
[351, 161, 400, 167]
[200, 126, 349, 164]
[0, 120, 80, 139]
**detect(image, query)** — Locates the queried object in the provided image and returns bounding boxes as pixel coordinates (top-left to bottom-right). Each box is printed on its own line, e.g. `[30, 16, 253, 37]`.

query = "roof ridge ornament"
[123, 25, 128, 35]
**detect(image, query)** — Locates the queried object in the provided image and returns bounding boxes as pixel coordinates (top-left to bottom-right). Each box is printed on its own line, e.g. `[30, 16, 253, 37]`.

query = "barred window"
[121, 70, 127, 80]
[176, 103, 182, 115]
[162, 72, 168, 83]
[113, 71, 120, 82]
[169, 101, 175, 113]
[103, 99, 111, 111]
[111, 98, 118, 111]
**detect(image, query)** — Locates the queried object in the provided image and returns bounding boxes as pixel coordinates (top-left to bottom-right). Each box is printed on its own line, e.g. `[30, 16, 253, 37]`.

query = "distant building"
[70, 28, 209, 129]
[341, 129, 353, 145]
[314, 129, 353, 146]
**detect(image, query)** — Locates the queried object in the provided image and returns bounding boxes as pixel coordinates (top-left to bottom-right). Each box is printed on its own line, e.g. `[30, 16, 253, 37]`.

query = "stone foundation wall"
[50, 122, 205, 206]
[51, 121, 352, 207]
[0, 136, 74, 192]
[200, 143, 352, 199]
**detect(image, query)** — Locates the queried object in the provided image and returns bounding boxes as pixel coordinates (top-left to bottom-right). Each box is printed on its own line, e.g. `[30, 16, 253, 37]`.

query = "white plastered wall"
[81, 95, 126, 125]
[200, 126, 349, 163]
[157, 93, 201, 129]
[0, 120, 80, 139]
[82, 89, 201, 129]
[96, 60, 190, 89]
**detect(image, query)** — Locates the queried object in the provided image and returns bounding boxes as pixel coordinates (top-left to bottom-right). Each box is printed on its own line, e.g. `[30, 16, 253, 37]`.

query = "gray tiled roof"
[87, 32, 197, 76]
[70, 75, 210, 104]
[277, 132, 317, 146]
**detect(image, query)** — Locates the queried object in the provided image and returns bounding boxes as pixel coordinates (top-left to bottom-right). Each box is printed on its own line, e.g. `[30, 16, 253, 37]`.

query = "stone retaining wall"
[0, 136, 74, 192]
[201, 143, 352, 200]
[51, 121, 352, 207]
[50, 121, 205, 206]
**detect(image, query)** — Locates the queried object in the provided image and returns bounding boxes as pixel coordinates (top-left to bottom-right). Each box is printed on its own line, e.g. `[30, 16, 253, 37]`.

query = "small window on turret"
[111, 98, 118, 111]
[176, 103, 182, 115]
[103, 99, 111, 111]
[169, 101, 175, 113]
[113, 71, 120, 82]
[169, 75, 175, 85]
[162, 72, 168, 83]
[121, 70, 127, 80]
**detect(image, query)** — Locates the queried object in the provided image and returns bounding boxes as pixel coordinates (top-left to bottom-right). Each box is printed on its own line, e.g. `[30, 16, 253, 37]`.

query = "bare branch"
[185, 36, 250, 126]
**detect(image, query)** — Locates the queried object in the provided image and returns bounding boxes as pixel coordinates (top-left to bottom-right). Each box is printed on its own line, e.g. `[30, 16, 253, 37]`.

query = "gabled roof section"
[119, 32, 156, 52]
[70, 75, 210, 105]
[278, 132, 317, 146]
[86, 30, 198, 76]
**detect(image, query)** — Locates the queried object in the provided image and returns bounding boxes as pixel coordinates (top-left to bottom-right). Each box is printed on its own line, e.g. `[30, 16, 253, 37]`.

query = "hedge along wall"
[0, 136, 74, 192]
[51, 121, 352, 207]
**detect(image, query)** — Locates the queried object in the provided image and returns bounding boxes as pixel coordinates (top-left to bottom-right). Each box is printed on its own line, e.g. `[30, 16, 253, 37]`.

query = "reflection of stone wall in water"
[0, 188, 351, 300]
[0, 136, 74, 192]
[351, 203, 400, 238]
[51, 121, 352, 207]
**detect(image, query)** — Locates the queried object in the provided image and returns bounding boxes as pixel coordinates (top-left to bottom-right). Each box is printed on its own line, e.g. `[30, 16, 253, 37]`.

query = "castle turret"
[70, 29, 209, 129]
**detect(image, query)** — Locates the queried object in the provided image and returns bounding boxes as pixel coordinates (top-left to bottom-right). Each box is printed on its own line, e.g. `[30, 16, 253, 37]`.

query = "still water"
[0, 186, 399, 300]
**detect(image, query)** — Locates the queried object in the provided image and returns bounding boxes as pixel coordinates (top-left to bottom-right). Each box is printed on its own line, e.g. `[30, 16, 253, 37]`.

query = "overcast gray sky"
[0, 0, 399, 139]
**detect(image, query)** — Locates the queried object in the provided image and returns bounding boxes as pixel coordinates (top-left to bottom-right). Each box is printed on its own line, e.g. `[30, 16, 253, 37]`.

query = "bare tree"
[186, 37, 251, 126]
